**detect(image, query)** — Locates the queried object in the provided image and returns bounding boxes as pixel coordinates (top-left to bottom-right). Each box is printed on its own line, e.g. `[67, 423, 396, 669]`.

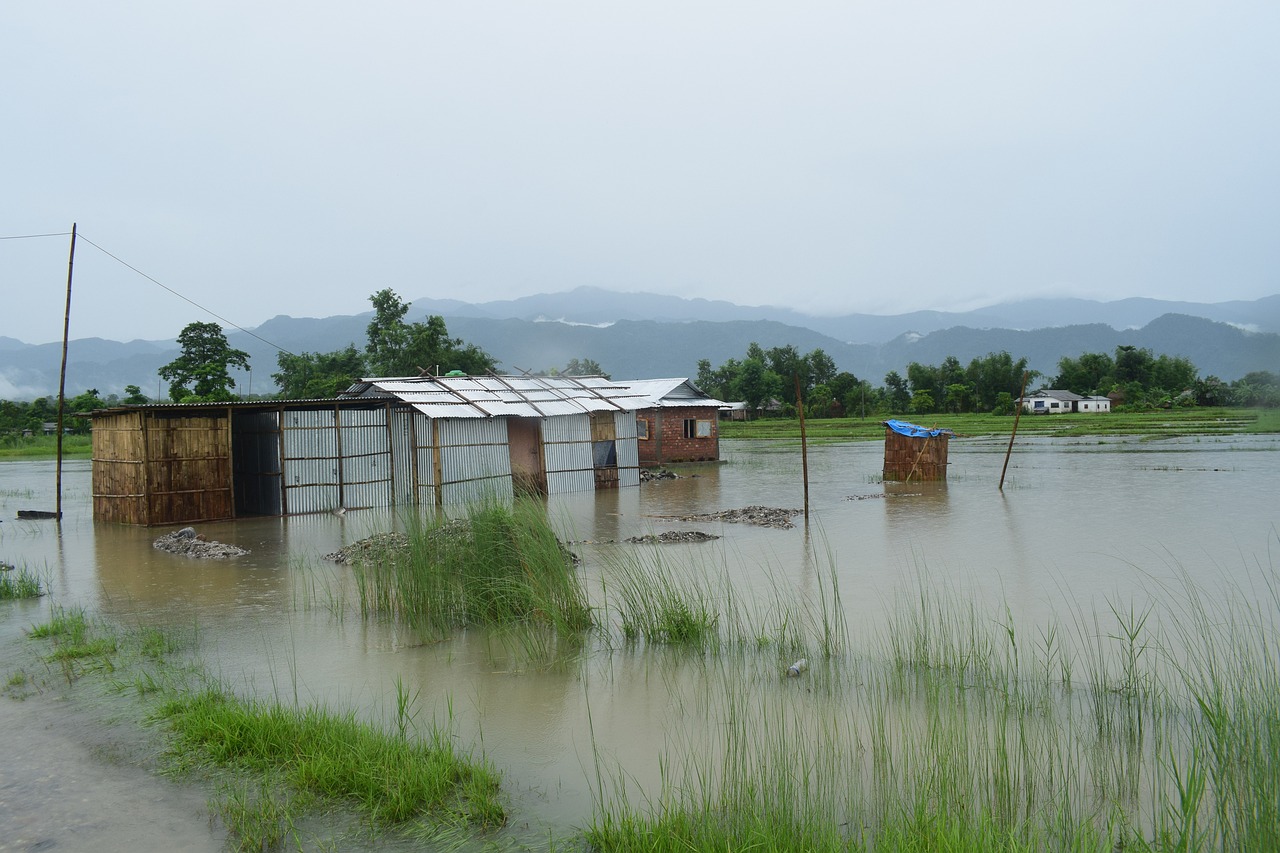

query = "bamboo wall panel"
[142, 413, 232, 524]
[92, 411, 149, 524]
[882, 428, 950, 481]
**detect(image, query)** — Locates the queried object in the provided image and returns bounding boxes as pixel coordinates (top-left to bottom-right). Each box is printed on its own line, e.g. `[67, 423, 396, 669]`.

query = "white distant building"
[1020, 389, 1110, 414]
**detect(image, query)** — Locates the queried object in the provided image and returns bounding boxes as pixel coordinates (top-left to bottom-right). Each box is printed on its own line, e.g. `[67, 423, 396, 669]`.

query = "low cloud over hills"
[2, 291, 1277, 401]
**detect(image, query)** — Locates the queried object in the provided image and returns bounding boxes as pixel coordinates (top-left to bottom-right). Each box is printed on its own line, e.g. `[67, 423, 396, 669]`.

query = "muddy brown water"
[2, 434, 1278, 850]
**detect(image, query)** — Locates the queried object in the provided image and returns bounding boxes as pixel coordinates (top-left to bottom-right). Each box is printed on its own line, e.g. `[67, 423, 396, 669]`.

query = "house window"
[684, 419, 711, 439]
[1034, 401, 1045, 409]
[637, 418, 649, 440]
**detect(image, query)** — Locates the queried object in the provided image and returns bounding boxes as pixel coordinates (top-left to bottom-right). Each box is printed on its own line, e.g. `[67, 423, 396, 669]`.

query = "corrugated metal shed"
[91, 375, 647, 526]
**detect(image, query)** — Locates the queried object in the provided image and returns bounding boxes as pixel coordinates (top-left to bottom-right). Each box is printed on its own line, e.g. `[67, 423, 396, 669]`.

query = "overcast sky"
[4, 2, 1278, 345]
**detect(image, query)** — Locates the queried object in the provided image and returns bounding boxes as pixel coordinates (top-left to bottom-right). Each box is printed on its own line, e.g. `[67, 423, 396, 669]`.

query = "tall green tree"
[966, 351, 1036, 412]
[562, 358, 608, 379]
[1054, 351, 1115, 396]
[159, 322, 250, 402]
[364, 289, 496, 377]
[883, 371, 911, 414]
[274, 345, 366, 399]
[735, 357, 783, 415]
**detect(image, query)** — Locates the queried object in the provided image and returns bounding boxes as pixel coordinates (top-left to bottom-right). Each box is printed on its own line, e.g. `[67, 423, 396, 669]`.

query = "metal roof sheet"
[342, 374, 645, 418]
[614, 377, 729, 408]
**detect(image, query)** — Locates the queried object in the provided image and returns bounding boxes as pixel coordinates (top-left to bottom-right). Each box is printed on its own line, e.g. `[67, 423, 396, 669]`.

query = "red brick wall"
[637, 406, 720, 464]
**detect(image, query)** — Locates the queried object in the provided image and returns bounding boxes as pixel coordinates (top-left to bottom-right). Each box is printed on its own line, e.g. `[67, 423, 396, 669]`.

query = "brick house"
[620, 378, 727, 464]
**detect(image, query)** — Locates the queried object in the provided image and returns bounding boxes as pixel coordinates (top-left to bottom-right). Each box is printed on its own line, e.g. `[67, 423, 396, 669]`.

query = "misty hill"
[1, 291, 1277, 400]
[407, 287, 1280, 342]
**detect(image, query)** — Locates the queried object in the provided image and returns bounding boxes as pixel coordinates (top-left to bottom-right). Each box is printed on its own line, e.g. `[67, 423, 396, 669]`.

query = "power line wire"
[75, 232, 294, 356]
[0, 231, 73, 240]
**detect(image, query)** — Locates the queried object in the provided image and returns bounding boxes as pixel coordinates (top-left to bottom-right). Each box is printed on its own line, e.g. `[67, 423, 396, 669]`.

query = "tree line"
[3, 307, 1278, 439]
[695, 343, 1280, 417]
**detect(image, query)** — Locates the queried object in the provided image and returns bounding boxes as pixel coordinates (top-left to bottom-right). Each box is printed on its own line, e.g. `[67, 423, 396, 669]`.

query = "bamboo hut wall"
[882, 428, 950, 481]
[92, 410, 149, 524]
[144, 412, 233, 524]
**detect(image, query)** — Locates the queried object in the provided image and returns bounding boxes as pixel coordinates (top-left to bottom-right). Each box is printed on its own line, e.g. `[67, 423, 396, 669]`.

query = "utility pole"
[55, 223, 77, 522]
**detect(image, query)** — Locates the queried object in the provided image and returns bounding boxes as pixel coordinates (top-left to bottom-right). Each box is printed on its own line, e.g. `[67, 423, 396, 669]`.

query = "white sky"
[3, 2, 1278, 344]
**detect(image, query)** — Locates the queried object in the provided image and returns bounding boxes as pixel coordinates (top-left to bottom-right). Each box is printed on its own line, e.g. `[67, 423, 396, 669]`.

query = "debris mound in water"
[324, 521, 580, 566]
[625, 530, 721, 544]
[153, 527, 249, 559]
[659, 505, 803, 529]
[323, 531, 411, 565]
[640, 468, 679, 482]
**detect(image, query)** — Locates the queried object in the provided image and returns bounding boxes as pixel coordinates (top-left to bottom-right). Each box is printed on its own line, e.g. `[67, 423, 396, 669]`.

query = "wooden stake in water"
[55, 223, 77, 523]
[999, 371, 1030, 491]
[795, 373, 809, 523]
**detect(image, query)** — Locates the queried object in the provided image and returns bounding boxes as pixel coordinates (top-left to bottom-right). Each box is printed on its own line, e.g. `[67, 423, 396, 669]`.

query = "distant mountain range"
[2, 288, 1277, 400]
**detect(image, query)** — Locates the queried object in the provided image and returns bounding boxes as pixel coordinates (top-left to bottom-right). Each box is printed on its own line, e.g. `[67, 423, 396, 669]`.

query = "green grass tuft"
[0, 566, 44, 600]
[155, 687, 505, 829]
[353, 498, 593, 637]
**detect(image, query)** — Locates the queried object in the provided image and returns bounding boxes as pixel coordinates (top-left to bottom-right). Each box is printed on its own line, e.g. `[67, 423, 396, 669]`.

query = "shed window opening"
[637, 418, 650, 440]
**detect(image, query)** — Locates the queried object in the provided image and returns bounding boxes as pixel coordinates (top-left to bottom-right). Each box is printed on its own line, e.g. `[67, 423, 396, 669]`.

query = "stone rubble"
[323, 531, 411, 565]
[152, 527, 249, 559]
[658, 505, 804, 530]
[625, 530, 721, 544]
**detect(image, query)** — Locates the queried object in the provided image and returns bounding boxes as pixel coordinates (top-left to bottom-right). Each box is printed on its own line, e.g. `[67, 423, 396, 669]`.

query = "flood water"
[2, 432, 1278, 850]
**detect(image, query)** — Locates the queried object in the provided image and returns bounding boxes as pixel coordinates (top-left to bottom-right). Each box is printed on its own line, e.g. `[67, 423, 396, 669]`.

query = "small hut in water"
[882, 419, 954, 482]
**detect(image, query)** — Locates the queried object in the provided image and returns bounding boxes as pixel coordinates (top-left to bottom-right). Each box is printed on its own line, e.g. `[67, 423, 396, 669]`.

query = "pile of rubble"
[323, 531, 411, 565]
[659, 505, 804, 530]
[625, 530, 721, 544]
[153, 527, 249, 559]
[639, 468, 679, 482]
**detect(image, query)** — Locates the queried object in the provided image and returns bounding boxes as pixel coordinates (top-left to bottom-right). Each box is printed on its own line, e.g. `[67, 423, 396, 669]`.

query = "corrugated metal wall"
[281, 408, 341, 514]
[337, 406, 392, 509]
[391, 408, 419, 507]
[411, 411, 436, 505]
[613, 409, 641, 488]
[438, 417, 513, 504]
[542, 414, 595, 495]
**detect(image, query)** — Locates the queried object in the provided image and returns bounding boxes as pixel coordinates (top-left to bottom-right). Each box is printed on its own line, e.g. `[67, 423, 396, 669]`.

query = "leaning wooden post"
[905, 431, 934, 484]
[795, 373, 809, 523]
[999, 371, 1029, 491]
[55, 222, 77, 523]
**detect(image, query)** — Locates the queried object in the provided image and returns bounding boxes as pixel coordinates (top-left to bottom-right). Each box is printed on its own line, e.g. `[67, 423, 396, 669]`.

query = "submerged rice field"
[2, 433, 1278, 851]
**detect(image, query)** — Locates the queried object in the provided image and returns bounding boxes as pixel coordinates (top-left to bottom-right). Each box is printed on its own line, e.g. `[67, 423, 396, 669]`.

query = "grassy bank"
[720, 407, 1279, 443]
[16, 606, 506, 852]
[0, 433, 92, 459]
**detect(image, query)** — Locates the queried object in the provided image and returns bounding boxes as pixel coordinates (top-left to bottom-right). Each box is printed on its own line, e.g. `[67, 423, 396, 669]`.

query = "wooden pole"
[55, 223, 77, 523]
[999, 371, 1030, 491]
[905, 432, 934, 484]
[795, 374, 809, 522]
